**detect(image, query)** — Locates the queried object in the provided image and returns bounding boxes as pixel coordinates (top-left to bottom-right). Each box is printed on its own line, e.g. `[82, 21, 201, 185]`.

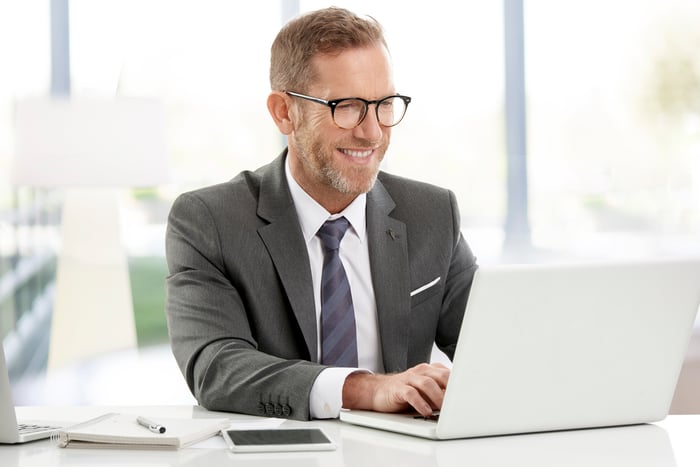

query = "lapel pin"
[386, 229, 399, 240]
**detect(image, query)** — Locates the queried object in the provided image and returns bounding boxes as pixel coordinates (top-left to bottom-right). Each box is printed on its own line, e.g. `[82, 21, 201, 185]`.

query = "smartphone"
[221, 428, 337, 453]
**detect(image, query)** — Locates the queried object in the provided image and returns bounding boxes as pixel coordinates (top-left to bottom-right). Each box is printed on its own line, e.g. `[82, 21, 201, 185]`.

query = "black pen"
[136, 416, 167, 434]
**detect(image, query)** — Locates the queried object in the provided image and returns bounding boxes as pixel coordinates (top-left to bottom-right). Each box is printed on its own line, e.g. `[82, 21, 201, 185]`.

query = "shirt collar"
[285, 155, 367, 244]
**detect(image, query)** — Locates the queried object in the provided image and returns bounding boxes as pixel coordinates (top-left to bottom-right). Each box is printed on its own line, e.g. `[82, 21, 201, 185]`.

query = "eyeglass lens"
[333, 97, 408, 129]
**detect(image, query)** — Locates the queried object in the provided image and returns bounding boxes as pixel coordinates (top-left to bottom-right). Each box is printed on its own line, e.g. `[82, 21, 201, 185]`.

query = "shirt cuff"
[309, 368, 370, 419]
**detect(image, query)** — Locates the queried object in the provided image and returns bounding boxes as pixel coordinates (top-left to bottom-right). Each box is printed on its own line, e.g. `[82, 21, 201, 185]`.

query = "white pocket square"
[410, 277, 441, 297]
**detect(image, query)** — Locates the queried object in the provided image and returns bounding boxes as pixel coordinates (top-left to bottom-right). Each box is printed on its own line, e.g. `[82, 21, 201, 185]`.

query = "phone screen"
[226, 429, 331, 446]
[222, 428, 337, 452]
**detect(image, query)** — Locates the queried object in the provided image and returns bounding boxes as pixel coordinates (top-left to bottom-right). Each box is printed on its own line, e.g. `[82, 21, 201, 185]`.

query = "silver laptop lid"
[0, 343, 22, 443]
[437, 259, 700, 439]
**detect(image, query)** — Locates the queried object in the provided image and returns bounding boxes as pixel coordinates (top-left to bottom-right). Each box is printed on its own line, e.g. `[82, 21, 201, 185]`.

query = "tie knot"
[317, 217, 350, 251]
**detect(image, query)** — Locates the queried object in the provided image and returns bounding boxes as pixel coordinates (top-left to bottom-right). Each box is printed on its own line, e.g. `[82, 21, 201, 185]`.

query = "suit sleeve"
[434, 189, 479, 359]
[165, 192, 324, 420]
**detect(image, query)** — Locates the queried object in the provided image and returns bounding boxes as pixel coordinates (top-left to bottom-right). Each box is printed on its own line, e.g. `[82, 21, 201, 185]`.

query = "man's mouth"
[339, 148, 374, 158]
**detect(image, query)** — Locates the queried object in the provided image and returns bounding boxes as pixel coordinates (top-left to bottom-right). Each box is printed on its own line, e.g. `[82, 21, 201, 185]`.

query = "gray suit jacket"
[165, 151, 478, 420]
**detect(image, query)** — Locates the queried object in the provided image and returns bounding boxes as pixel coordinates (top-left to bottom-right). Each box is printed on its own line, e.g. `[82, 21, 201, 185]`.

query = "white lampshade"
[12, 96, 168, 187]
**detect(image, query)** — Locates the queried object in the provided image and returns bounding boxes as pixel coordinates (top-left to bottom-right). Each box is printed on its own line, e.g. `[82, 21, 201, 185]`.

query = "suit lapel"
[254, 154, 411, 369]
[257, 152, 318, 362]
[367, 180, 410, 372]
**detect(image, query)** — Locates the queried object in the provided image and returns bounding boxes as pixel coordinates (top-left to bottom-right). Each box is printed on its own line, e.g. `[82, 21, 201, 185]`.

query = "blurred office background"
[1, 0, 699, 409]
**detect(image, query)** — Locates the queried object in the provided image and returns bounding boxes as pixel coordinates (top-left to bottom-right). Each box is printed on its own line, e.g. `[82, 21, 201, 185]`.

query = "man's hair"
[270, 7, 388, 92]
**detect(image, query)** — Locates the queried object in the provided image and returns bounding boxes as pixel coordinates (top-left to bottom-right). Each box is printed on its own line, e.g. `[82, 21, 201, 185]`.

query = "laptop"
[0, 344, 68, 443]
[340, 258, 700, 439]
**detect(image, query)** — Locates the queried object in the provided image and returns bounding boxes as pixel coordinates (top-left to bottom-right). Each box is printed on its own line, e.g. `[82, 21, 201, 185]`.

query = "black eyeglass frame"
[283, 90, 412, 129]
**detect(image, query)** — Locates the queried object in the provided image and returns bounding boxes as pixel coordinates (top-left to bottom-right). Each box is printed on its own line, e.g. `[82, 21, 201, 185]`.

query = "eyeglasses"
[284, 90, 411, 129]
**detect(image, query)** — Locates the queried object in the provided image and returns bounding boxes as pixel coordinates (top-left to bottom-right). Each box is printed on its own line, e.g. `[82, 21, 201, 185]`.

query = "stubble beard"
[293, 127, 387, 197]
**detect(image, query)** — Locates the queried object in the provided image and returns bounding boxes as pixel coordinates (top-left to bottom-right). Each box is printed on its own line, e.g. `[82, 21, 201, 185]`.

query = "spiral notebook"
[53, 413, 231, 449]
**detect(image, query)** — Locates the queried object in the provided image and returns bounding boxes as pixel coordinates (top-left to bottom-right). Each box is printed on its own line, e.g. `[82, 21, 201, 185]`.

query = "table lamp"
[11, 96, 169, 370]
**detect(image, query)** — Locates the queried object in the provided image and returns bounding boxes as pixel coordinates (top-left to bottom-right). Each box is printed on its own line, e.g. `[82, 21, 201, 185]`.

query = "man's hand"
[341, 363, 450, 417]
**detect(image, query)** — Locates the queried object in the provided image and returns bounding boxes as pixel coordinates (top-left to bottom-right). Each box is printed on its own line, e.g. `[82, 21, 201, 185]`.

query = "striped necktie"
[317, 217, 358, 367]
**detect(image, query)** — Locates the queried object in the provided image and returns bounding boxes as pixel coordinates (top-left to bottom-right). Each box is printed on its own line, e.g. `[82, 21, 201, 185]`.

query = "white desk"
[2, 406, 698, 467]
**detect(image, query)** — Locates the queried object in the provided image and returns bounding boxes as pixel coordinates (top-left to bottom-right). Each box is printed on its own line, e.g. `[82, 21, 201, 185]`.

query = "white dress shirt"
[285, 158, 384, 418]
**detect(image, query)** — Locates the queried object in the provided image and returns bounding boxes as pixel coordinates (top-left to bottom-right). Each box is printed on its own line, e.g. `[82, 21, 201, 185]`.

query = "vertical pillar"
[503, 0, 532, 254]
[50, 0, 71, 96]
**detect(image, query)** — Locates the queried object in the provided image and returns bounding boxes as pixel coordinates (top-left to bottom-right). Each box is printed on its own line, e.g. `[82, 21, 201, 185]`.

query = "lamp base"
[48, 188, 137, 370]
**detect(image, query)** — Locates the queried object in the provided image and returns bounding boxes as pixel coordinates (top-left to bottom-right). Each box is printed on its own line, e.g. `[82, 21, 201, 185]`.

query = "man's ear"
[267, 91, 295, 135]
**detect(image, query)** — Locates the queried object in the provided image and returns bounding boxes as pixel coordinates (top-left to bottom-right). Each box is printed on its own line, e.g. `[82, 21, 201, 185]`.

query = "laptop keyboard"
[413, 411, 440, 422]
[18, 423, 60, 435]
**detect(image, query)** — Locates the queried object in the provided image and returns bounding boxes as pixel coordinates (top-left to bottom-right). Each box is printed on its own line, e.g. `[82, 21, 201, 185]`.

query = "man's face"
[288, 44, 394, 210]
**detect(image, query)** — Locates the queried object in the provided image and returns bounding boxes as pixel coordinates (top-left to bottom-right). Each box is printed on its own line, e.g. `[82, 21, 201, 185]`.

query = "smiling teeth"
[342, 149, 373, 158]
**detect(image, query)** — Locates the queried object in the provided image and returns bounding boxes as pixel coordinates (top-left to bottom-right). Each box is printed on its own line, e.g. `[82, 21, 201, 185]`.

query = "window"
[2, 1, 699, 404]
[525, 0, 700, 260]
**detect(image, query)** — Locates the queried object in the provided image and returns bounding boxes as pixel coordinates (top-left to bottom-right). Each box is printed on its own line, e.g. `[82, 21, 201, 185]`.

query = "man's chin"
[332, 173, 378, 196]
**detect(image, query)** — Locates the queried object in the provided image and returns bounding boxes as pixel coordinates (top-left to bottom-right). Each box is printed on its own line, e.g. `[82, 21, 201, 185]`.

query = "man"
[165, 7, 478, 421]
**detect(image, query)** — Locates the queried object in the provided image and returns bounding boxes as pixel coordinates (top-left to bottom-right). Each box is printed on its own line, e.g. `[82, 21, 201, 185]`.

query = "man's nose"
[353, 106, 384, 141]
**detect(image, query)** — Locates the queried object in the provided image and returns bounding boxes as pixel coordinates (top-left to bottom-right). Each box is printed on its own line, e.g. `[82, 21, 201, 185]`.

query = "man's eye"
[336, 101, 360, 111]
